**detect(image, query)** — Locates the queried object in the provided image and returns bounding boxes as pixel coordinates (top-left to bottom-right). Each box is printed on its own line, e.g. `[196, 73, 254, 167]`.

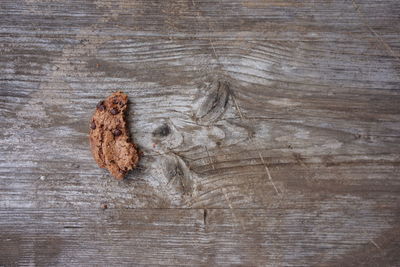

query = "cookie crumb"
[101, 203, 108, 210]
[89, 92, 139, 180]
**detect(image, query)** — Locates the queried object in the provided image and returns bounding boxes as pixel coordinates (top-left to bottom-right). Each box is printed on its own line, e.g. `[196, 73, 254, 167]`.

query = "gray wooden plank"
[1, 35, 400, 208]
[0, 208, 398, 266]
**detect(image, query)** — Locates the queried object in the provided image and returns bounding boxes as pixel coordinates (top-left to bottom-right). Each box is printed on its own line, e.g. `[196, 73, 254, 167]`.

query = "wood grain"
[1, 208, 399, 266]
[1, 0, 399, 265]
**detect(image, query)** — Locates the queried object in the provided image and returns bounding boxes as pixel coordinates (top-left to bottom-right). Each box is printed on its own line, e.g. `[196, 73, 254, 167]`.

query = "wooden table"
[1, 0, 399, 266]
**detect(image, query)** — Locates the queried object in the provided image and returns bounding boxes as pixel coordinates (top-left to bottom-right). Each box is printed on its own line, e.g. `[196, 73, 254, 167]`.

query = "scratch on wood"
[231, 94, 245, 120]
[258, 152, 281, 195]
[370, 239, 381, 250]
[209, 38, 218, 59]
[351, 0, 400, 62]
[221, 188, 245, 231]
[204, 145, 215, 170]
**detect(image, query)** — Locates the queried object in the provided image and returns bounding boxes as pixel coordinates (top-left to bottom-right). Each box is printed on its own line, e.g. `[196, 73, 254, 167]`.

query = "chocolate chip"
[119, 169, 126, 175]
[113, 129, 122, 136]
[90, 121, 96, 129]
[110, 108, 119, 115]
[96, 101, 105, 111]
[113, 99, 119, 104]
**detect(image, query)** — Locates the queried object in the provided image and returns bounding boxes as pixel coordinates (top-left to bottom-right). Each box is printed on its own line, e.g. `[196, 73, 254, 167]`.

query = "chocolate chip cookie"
[89, 91, 139, 180]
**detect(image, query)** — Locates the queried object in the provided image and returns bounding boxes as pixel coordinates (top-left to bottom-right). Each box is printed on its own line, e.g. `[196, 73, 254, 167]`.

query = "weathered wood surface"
[1, 0, 400, 266]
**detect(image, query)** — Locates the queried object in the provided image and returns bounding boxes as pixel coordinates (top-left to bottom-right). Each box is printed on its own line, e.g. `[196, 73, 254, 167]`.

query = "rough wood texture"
[1, 0, 400, 265]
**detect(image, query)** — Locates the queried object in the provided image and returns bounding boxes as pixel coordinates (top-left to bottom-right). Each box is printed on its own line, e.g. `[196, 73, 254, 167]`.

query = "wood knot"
[193, 80, 230, 124]
[152, 123, 171, 137]
[163, 155, 194, 196]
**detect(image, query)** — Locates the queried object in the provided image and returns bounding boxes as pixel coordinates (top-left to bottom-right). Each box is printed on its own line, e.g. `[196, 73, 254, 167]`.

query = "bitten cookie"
[89, 91, 139, 180]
